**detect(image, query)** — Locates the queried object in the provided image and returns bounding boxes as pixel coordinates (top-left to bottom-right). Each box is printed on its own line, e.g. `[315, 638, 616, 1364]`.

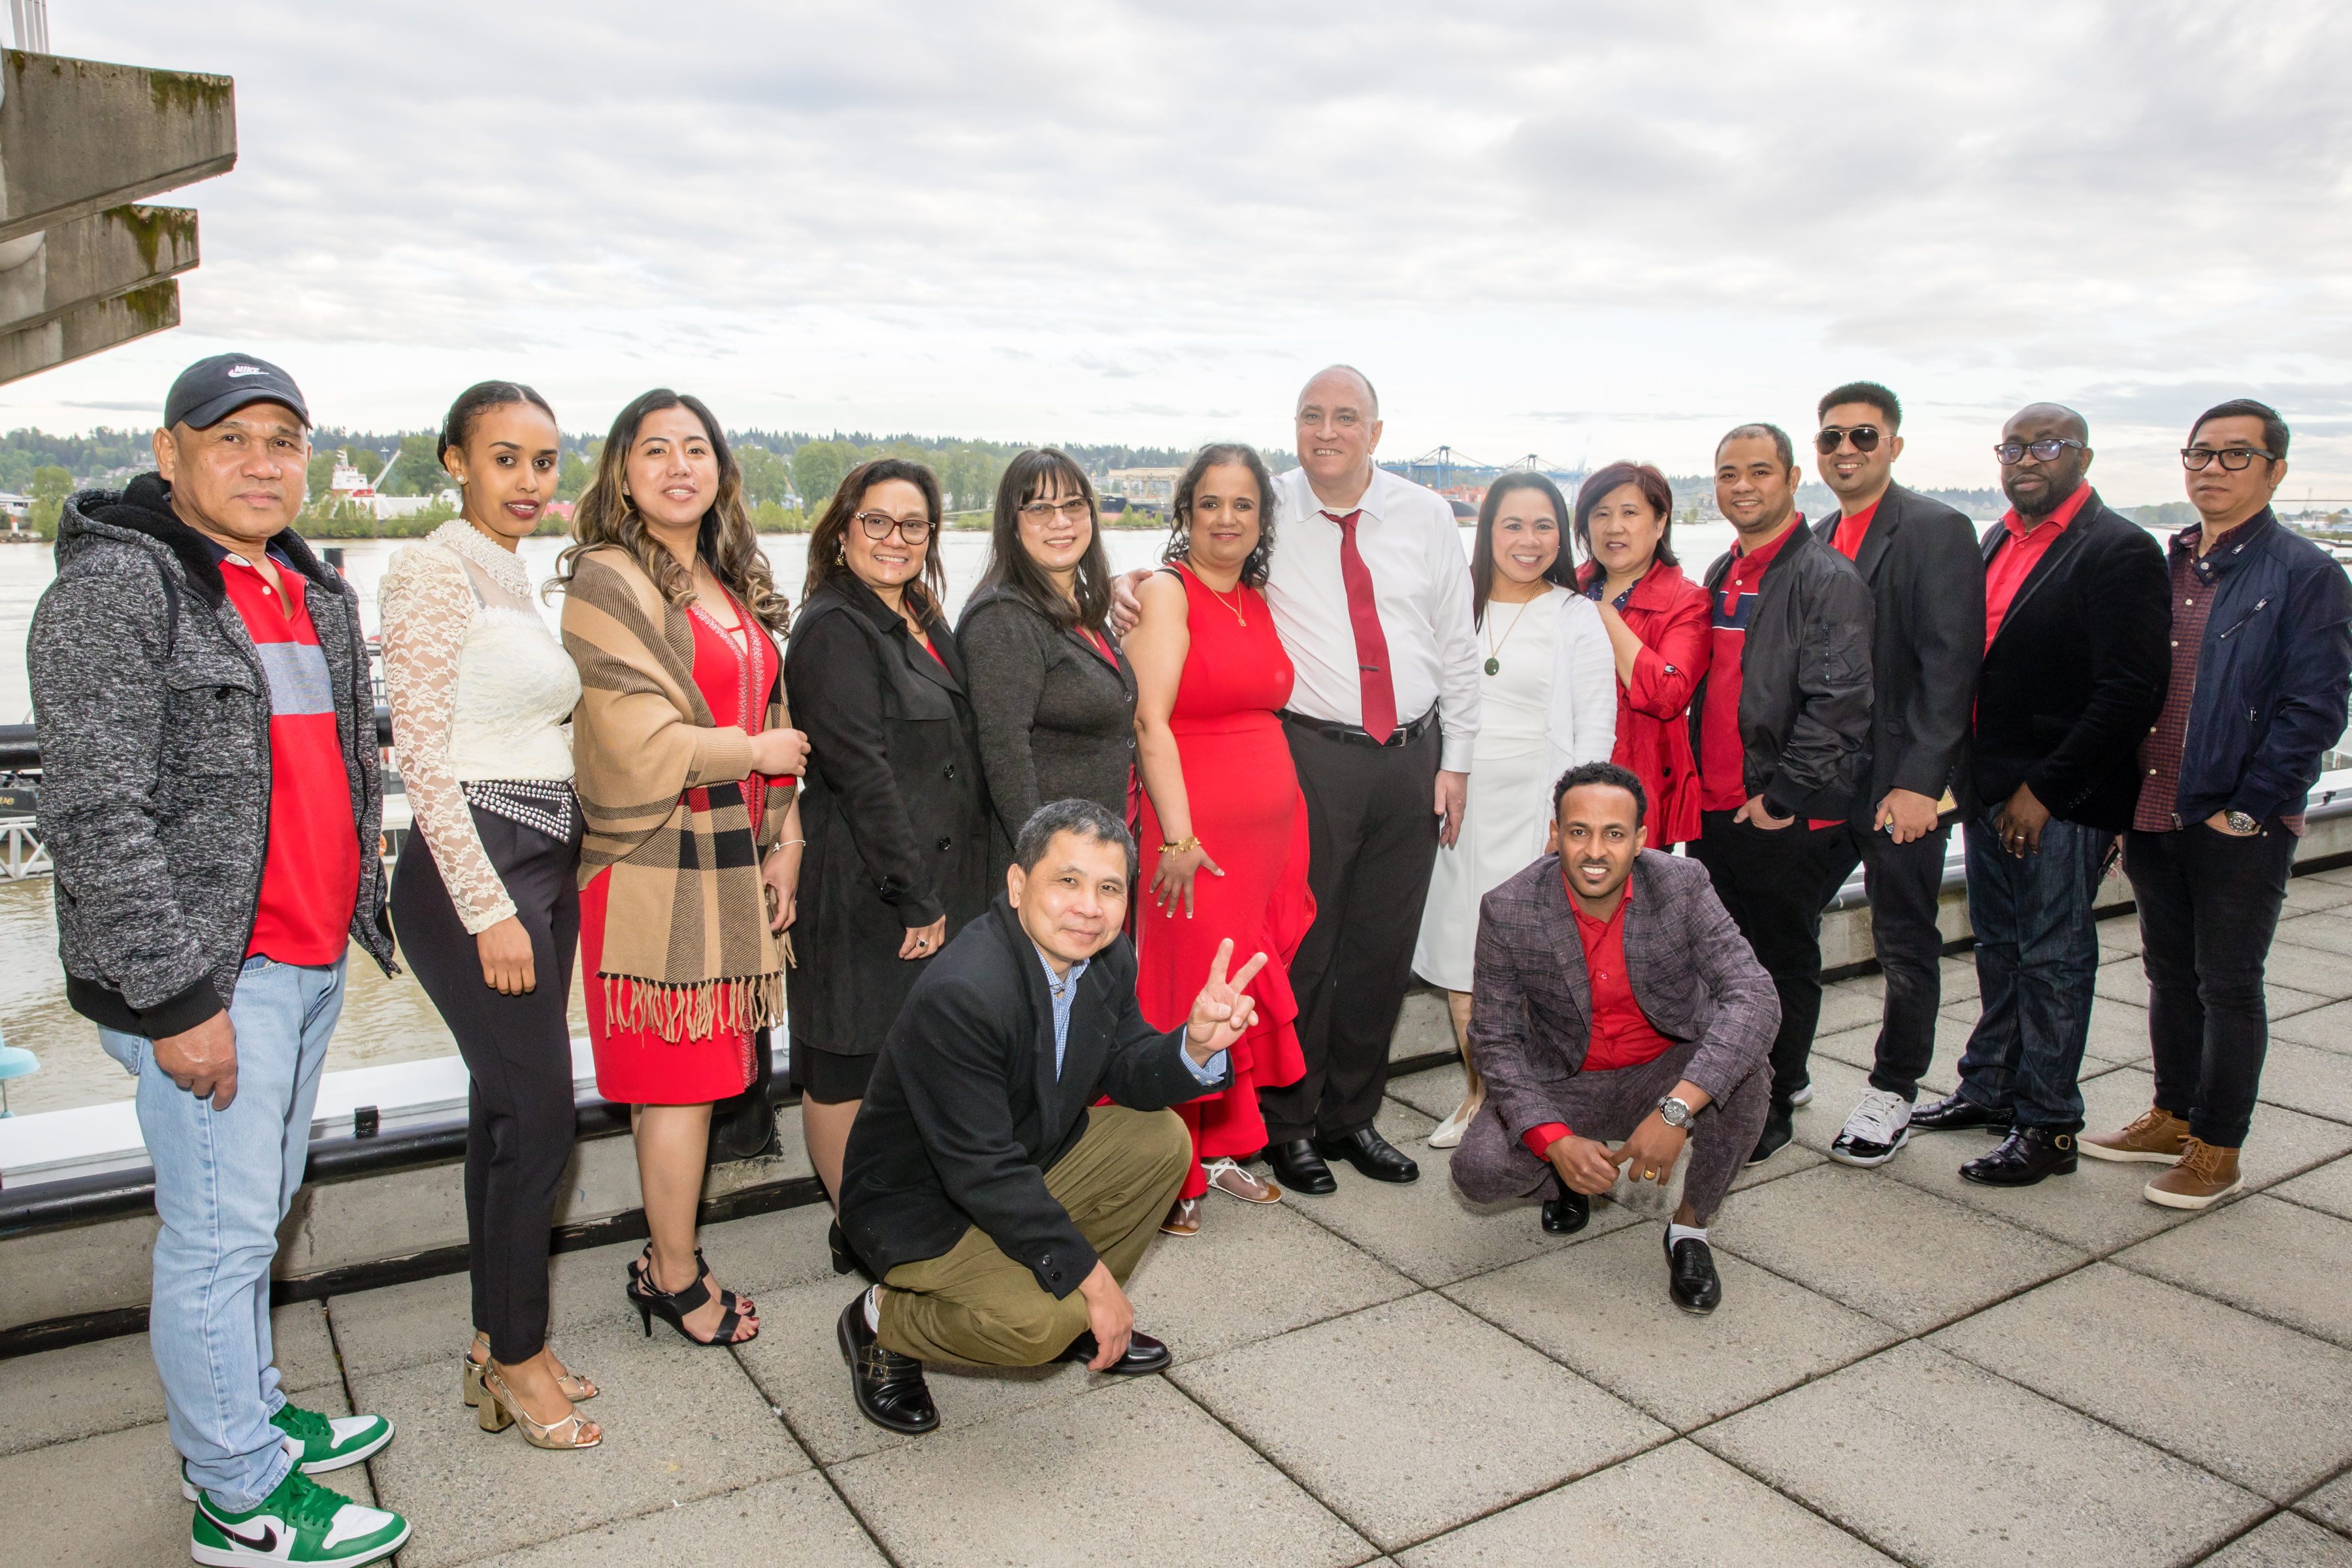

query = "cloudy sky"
[10, 0, 2351, 503]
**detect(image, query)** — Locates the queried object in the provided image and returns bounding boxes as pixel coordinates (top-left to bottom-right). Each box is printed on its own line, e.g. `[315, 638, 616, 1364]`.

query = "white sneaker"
[1788, 1084, 1814, 1107]
[1828, 1088, 1912, 1168]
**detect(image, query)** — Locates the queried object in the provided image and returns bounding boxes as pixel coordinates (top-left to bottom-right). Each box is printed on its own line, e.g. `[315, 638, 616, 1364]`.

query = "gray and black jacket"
[29, 474, 395, 1038]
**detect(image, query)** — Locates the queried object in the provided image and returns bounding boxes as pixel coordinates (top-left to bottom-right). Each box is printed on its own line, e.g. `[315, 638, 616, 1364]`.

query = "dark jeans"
[1825, 820, 1952, 1102]
[1953, 806, 2112, 1129]
[2123, 821, 2295, 1149]
[1690, 811, 1855, 1103]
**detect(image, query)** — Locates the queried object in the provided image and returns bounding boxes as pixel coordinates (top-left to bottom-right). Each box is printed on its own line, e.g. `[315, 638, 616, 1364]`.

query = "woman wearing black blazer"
[956, 449, 1137, 879]
[786, 458, 989, 1232]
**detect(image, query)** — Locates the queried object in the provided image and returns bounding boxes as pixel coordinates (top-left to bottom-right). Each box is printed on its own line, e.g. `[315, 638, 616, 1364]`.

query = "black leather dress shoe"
[1266, 1139, 1337, 1196]
[1744, 1100, 1795, 1167]
[1910, 1090, 2013, 1135]
[1315, 1126, 1420, 1183]
[838, 1296, 938, 1435]
[1665, 1233, 1722, 1314]
[1959, 1124, 2079, 1186]
[1055, 1328, 1171, 1375]
[1541, 1189, 1590, 1235]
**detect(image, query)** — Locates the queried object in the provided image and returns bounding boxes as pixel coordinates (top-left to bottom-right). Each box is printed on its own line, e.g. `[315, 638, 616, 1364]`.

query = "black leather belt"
[1277, 706, 1439, 749]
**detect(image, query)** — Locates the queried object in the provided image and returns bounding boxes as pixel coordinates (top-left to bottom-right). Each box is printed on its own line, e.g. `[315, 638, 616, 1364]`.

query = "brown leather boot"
[2081, 1105, 2191, 1165]
[2144, 1139, 2243, 1210]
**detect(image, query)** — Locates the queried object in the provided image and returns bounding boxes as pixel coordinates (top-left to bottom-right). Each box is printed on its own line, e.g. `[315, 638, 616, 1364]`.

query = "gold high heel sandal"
[478, 1366, 602, 1450]
[463, 1333, 596, 1407]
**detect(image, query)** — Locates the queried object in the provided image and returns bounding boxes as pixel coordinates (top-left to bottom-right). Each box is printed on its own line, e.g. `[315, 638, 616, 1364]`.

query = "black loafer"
[1314, 1126, 1420, 1184]
[838, 1296, 938, 1435]
[1959, 1124, 2078, 1187]
[1055, 1328, 1171, 1375]
[1744, 1101, 1795, 1167]
[1266, 1139, 1337, 1196]
[1911, 1090, 2012, 1135]
[1665, 1233, 1722, 1314]
[1541, 1189, 1590, 1235]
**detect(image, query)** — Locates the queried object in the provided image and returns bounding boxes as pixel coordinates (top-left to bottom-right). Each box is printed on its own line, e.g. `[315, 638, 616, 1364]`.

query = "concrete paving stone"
[1708, 1164, 2086, 1333]
[1375, 1096, 1440, 1145]
[2256, 1039, 2352, 1125]
[0, 1299, 343, 1456]
[1929, 1262, 2352, 1501]
[2095, 959, 2335, 1022]
[2099, 915, 2148, 959]
[1296, 1132, 1642, 1288]
[2274, 998, 2352, 1055]
[2274, 1154, 2352, 1222]
[354, 1314, 809, 1568]
[1168, 1292, 1666, 1552]
[1385, 1060, 1467, 1122]
[2299, 1467, 2352, 1535]
[2244, 939, 2352, 1005]
[2268, 910, 2352, 959]
[2198, 1512, 2352, 1566]
[1697, 1340, 2264, 1568]
[2115, 1195, 2352, 1351]
[1816, 979, 1888, 1038]
[1727, 1137, 1828, 1193]
[830, 1375, 1373, 1568]
[2284, 875, 2352, 915]
[1444, 1221, 1900, 1432]
[459, 1475, 888, 1567]
[1394, 1438, 1901, 1567]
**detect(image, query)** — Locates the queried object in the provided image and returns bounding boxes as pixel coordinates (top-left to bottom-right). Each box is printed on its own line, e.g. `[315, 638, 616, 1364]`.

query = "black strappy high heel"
[626, 1249, 757, 1346]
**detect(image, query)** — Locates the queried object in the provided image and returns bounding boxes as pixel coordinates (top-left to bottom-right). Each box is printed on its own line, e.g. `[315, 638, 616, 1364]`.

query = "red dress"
[1578, 561, 1713, 848]
[1136, 566, 1313, 1198]
[585, 596, 781, 1105]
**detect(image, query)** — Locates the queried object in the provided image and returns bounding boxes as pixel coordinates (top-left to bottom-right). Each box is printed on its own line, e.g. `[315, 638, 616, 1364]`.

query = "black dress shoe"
[1265, 1139, 1337, 1196]
[1665, 1233, 1721, 1314]
[1314, 1126, 1420, 1184]
[1054, 1327, 1171, 1375]
[1541, 1188, 1590, 1235]
[1744, 1100, 1795, 1167]
[1959, 1124, 2079, 1187]
[838, 1296, 938, 1435]
[1910, 1090, 2013, 1135]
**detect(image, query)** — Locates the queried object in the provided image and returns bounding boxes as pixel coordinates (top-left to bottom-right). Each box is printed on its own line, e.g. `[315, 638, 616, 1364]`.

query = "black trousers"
[1823, 820, 1952, 1102]
[391, 807, 582, 1364]
[1260, 717, 1443, 1143]
[2123, 821, 2296, 1149]
[1690, 811, 1855, 1103]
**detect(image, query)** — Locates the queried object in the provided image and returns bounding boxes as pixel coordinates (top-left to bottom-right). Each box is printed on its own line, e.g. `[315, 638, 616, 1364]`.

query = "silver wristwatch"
[1656, 1095, 1696, 1130]
[2225, 810, 2259, 835]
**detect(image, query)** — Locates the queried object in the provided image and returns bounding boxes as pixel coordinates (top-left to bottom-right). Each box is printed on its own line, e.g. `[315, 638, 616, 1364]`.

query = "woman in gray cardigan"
[956, 449, 1138, 877]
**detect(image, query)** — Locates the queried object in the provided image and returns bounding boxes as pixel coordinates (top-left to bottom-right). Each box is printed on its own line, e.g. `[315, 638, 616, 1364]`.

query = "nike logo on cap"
[227, 365, 267, 377]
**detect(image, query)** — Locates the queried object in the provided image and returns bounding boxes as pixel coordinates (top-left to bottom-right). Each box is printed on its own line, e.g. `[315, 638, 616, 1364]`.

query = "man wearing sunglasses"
[2083, 400, 2351, 1209]
[1806, 382, 1985, 1172]
[1906, 405, 2167, 1186]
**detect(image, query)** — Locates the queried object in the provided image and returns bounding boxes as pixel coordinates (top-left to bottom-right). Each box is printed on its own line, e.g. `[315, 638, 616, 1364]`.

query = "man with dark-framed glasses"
[2082, 399, 2351, 1207]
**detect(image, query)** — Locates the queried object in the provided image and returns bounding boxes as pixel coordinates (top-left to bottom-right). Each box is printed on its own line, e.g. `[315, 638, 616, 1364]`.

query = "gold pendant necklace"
[1194, 563, 1248, 627]
[1484, 593, 1537, 676]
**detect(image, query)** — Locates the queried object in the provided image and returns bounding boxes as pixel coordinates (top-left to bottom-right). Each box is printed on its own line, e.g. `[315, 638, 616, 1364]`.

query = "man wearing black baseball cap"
[29, 353, 411, 1567]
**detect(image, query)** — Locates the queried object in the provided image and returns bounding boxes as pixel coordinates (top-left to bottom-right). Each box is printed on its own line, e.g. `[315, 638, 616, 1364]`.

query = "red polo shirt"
[1522, 874, 1676, 1155]
[1984, 482, 2090, 649]
[1699, 523, 1797, 812]
[1830, 496, 1881, 561]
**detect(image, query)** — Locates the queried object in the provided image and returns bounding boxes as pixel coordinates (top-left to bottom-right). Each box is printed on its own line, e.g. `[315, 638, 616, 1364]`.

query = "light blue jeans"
[100, 954, 347, 1511]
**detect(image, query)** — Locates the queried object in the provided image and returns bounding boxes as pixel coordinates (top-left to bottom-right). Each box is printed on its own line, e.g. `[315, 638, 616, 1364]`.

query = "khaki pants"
[877, 1105, 1191, 1366]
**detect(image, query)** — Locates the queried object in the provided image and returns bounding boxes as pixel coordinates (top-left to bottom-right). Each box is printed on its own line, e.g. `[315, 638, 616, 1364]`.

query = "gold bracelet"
[1160, 836, 1200, 855]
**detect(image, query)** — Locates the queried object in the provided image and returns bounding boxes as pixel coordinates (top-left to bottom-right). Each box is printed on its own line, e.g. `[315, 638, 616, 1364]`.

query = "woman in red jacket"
[1573, 462, 1712, 847]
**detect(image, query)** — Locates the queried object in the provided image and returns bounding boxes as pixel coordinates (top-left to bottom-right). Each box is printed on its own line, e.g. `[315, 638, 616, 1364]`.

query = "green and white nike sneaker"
[179, 1405, 395, 1501]
[189, 1467, 410, 1567]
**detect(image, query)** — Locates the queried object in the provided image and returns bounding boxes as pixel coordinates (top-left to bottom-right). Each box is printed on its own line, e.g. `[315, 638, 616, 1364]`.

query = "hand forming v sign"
[1184, 938, 1270, 1064]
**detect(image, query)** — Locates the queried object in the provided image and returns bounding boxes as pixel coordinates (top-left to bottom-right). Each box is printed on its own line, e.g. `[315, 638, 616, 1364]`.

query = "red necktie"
[1330, 510, 1397, 743]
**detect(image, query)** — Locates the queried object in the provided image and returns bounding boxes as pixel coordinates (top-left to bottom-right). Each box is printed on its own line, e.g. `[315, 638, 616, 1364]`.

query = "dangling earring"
[835, 544, 847, 564]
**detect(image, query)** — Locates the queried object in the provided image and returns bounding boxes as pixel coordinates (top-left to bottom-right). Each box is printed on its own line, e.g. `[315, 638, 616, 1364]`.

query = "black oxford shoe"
[1266, 1139, 1337, 1196]
[1315, 1126, 1420, 1184]
[838, 1296, 938, 1435]
[1055, 1328, 1171, 1375]
[1542, 1188, 1590, 1235]
[1665, 1233, 1722, 1314]
[1910, 1090, 2013, 1135]
[1959, 1124, 2078, 1187]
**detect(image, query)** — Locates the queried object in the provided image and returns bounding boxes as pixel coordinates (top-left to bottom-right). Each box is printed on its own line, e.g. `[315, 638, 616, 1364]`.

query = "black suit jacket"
[838, 896, 1231, 1298]
[1814, 482, 1985, 823]
[1967, 489, 2169, 831]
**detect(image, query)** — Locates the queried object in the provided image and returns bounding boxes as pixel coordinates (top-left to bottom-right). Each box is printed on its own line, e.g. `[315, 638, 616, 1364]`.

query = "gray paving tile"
[1169, 1292, 1665, 1552]
[1394, 1438, 1900, 1567]
[1385, 1060, 1467, 1122]
[2274, 1154, 2352, 1222]
[1708, 1164, 2086, 1333]
[460, 1475, 887, 1566]
[1929, 1262, 2352, 1501]
[2257, 1039, 2352, 1125]
[1934, 994, 2154, 1070]
[0, 1300, 342, 1457]
[2099, 915, 2147, 959]
[2275, 999, 2352, 1055]
[830, 1375, 1373, 1568]
[2199, 1512, 2352, 1566]
[2115, 1196, 2352, 1350]
[1444, 1222, 1900, 1431]
[2284, 875, 2352, 915]
[1816, 979, 1889, 1037]
[2247, 939, 2352, 1005]
[2300, 1467, 2352, 1535]
[2268, 910, 2352, 960]
[1697, 1341, 2264, 1568]
[354, 1314, 809, 1568]
[2093, 955, 2337, 1021]
[1727, 1137, 1828, 1193]
[1375, 1096, 1440, 1145]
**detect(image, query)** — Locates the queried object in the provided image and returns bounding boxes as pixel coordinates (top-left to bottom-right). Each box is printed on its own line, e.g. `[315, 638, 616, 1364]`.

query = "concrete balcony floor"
[8, 874, 2352, 1567]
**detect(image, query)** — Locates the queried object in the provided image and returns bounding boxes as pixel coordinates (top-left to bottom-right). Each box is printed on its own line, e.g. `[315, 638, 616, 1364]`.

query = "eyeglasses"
[1816, 425, 1882, 455]
[1994, 437, 2087, 465]
[2180, 446, 2276, 472]
[855, 511, 933, 543]
[1019, 498, 1093, 524]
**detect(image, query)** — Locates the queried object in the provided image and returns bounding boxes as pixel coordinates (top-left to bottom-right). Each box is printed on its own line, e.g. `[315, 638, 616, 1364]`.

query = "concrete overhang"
[0, 201, 196, 335]
[0, 49, 235, 245]
[0, 277, 178, 382]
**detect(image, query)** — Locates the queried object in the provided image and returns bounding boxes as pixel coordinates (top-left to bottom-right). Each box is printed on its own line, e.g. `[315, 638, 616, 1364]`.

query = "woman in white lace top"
[380, 383, 599, 1450]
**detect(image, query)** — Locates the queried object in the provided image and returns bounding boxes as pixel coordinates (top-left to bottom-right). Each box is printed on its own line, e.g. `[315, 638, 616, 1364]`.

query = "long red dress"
[585, 595, 781, 1105]
[1136, 566, 1313, 1200]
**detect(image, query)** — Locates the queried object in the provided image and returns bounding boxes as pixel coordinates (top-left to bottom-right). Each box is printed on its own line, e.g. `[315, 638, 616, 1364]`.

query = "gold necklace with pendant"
[1484, 593, 1537, 675]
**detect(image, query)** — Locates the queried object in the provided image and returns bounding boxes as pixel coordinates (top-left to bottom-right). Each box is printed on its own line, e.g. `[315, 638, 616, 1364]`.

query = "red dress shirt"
[1984, 482, 2090, 650]
[1698, 524, 1797, 811]
[1522, 875, 1676, 1156]
[1830, 496, 1882, 561]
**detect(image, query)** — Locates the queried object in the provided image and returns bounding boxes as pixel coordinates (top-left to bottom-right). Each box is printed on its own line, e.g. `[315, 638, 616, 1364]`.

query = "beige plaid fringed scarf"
[560, 546, 794, 1042]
